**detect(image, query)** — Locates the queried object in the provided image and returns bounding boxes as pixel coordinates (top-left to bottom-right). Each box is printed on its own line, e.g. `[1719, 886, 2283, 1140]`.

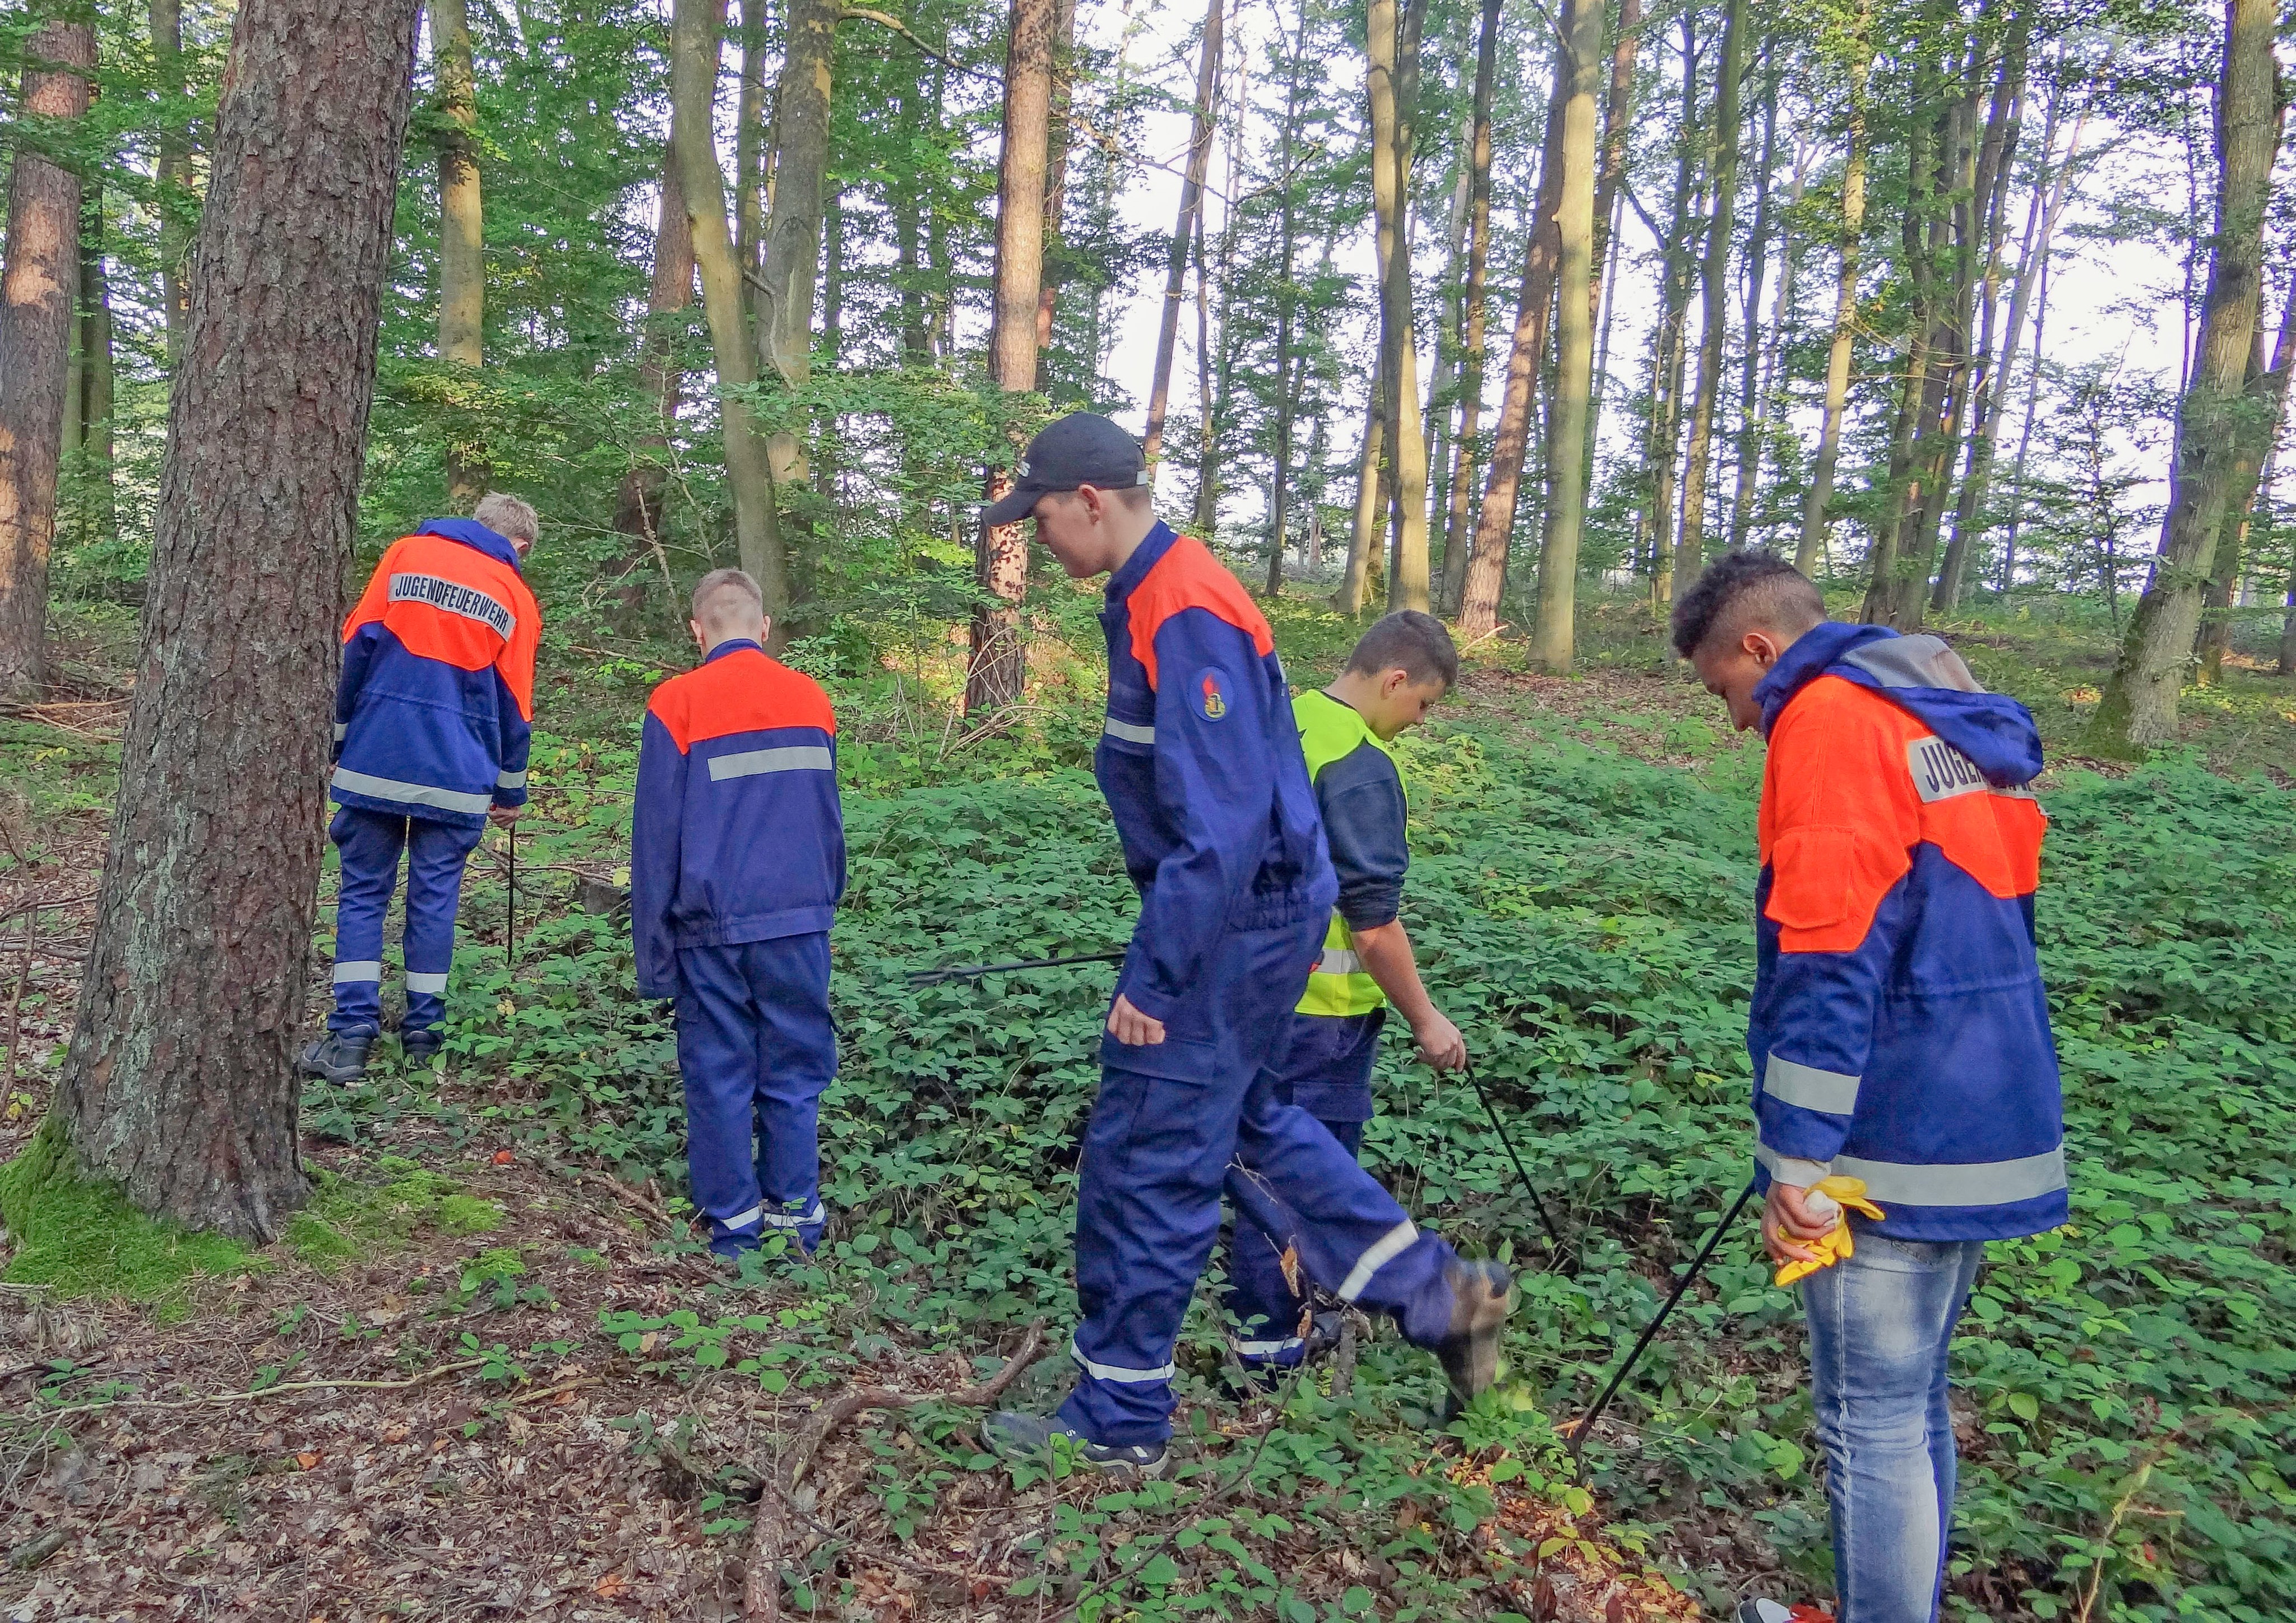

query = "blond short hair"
[474, 491, 540, 546]
[691, 568, 767, 636]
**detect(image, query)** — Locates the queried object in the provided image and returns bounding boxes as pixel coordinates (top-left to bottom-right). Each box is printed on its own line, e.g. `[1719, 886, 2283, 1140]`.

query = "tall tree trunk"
[757, 0, 834, 389]
[671, 0, 786, 618]
[1795, 20, 1872, 576]
[1528, 0, 1605, 670]
[1863, 73, 1945, 624]
[892, 84, 929, 363]
[55, 0, 422, 1239]
[150, 0, 192, 365]
[1371, 0, 1433, 612]
[75, 184, 117, 549]
[1725, 53, 1779, 553]
[433, 0, 486, 508]
[1437, 0, 1505, 616]
[734, 0, 766, 291]
[2095, 0, 2279, 750]
[1641, 18, 1702, 601]
[967, 0, 1054, 716]
[1265, 0, 1316, 596]
[1457, 36, 1571, 637]
[1196, 58, 1248, 536]
[2200, 282, 2296, 680]
[1143, 0, 1223, 467]
[1581, 0, 1642, 486]
[2000, 240, 2050, 590]
[0, 13, 96, 703]
[612, 148, 696, 614]
[1336, 377, 1385, 615]
[1672, 0, 1746, 597]
[1034, 0, 1078, 354]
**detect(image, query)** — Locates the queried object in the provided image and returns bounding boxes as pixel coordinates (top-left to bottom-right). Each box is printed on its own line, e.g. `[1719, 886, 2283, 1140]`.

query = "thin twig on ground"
[16, 1357, 489, 1422]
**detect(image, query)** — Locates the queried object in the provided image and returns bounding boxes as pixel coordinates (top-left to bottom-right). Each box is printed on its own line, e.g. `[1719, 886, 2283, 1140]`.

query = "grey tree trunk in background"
[1142, 0, 1223, 469]
[1796, 21, 1872, 577]
[56, 0, 423, 1239]
[0, 13, 96, 703]
[434, 0, 487, 508]
[613, 142, 697, 609]
[1670, 0, 1745, 600]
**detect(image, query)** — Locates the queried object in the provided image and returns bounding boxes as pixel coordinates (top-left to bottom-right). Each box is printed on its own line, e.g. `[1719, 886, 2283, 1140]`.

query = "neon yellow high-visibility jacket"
[1293, 689, 1410, 1018]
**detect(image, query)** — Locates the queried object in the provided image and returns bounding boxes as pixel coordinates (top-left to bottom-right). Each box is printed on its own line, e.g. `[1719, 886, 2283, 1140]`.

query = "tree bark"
[150, 0, 192, 365]
[1725, 51, 1778, 553]
[1795, 21, 1872, 576]
[1035, 0, 1079, 354]
[433, 0, 486, 508]
[1372, 0, 1434, 613]
[1265, 0, 1316, 596]
[757, 0, 835, 388]
[55, 0, 422, 1240]
[967, 0, 1055, 716]
[2200, 280, 2296, 680]
[892, 83, 930, 363]
[1457, 35, 1570, 637]
[0, 13, 96, 703]
[734, 0, 766, 293]
[1671, 0, 1745, 597]
[73, 183, 117, 551]
[1527, 0, 1605, 670]
[671, 0, 787, 620]
[1336, 377, 1385, 615]
[1142, 0, 1223, 468]
[1640, 17, 1701, 601]
[1437, 0, 1504, 616]
[612, 143, 697, 603]
[2095, 0, 2279, 750]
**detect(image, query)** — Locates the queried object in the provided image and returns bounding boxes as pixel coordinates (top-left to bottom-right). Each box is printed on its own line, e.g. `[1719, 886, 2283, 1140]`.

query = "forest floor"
[2, 583, 2292, 1622]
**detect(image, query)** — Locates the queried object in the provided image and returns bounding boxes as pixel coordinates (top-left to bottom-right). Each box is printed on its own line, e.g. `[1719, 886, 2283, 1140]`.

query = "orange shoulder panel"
[1125, 535, 1275, 690]
[354, 534, 530, 695]
[1759, 676, 1922, 954]
[651, 649, 837, 753]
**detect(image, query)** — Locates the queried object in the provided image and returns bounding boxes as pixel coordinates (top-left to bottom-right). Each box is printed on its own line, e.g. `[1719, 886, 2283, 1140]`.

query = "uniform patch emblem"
[1191, 667, 1232, 722]
[1908, 735, 1988, 803]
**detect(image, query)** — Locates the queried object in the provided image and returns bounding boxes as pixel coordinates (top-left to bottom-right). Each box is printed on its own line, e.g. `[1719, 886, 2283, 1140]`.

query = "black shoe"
[298, 1030, 374, 1083]
[401, 1027, 443, 1065]
[1432, 1259, 1517, 1406]
[981, 1411, 1168, 1478]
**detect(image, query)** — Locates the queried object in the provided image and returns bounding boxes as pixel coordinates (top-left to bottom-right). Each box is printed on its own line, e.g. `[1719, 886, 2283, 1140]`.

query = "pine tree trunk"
[55, 0, 423, 1240]
[1144, 0, 1223, 468]
[1527, 0, 1605, 670]
[433, 0, 486, 507]
[967, 0, 1054, 715]
[0, 13, 95, 703]
[1457, 40, 1570, 637]
[77, 184, 117, 550]
[1671, 0, 1745, 597]
[613, 144, 697, 605]
[671, 0, 786, 619]
[150, 0, 192, 365]
[1035, 0, 1079, 353]
[2095, 0, 2278, 750]
[1795, 22, 1871, 576]
[1437, 0, 1504, 616]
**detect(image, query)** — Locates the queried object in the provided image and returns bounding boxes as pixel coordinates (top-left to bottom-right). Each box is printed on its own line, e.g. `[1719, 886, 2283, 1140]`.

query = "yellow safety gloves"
[1774, 1175, 1886, 1287]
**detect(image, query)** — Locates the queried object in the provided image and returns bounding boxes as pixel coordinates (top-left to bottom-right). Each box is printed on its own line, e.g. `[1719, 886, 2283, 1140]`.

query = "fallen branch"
[15, 1357, 489, 1422]
[742, 1320, 1045, 1620]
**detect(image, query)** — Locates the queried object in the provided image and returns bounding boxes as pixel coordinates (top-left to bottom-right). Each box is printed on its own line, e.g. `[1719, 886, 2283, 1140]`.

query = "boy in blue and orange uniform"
[632, 569, 845, 1258]
[976, 414, 1516, 1477]
[301, 493, 543, 1083]
[1673, 552, 2067, 1623]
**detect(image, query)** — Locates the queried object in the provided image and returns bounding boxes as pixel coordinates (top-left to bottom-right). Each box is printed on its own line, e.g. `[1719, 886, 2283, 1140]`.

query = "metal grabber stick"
[1568, 1176, 1759, 1463]
[506, 822, 517, 971]
[1457, 1058, 1567, 1258]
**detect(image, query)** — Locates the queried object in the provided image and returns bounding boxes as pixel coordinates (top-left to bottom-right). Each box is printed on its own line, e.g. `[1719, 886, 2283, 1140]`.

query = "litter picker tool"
[1457, 1058, 1567, 1258]
[906, 949, 1126, 987]
[1568, 1176, 1758, 1463]
[506, 822, 518, 970]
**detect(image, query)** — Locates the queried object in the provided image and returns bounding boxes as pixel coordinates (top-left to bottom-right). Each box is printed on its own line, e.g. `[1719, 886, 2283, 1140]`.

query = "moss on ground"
[285, 1156, 503, 1272]
[0, 1116, 256, 1304]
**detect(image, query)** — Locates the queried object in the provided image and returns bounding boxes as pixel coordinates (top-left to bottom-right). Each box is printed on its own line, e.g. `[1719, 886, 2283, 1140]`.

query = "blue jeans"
[1803, 1230, 1985, 1623]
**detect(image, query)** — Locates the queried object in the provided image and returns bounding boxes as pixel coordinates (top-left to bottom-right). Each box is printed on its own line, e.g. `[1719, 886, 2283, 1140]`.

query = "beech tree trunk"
[1640, 18, 1701, 601]
[2199, 284, 2296, 680]
[55, 0, 423, 1240]
[434, 0, 487, 507]
[2095, 0, 2280, 750]
[612, 143, 697, 603]
[670, 0, 788, 622]
[1795, 24, 1872, 576]
[1143, 0, 1223, 468]
[1265, 0, 1316, 596]
[1527, 0, 1604, 670]
[1371, 0, 1433, 613]
[757, 0, 835, 389]
[1436, 0, 1504, 616]
[0, 13, 96, 703]
[967, 0, 1054, 715]
[1336, 378, 1385, 615]
[1671, 0, 1745, 597]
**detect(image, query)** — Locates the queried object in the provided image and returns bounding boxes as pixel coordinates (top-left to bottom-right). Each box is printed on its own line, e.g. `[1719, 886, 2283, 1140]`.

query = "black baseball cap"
[982, 411, 1152, 527]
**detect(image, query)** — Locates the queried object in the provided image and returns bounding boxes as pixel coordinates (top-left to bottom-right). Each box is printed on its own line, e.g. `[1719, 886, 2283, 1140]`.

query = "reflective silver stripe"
[332, 722, 347, 742]
[1068, 1338, 1175, 1384]
[1763, 1055, 1861, 1116]
[707, 745, 834, 781]
[1337, 1219, 1420, 1303]
[723, 1205, 763, 1232]
[1232, 1337, 1304, 1358]
[496, 768, 527, 790]
[1907, 736, 1991, 804]
[331, 767, 494, 815]
[333, 961, 382, 984]
[1757, 1140, 2066, 1207]
[1101, 716, 1155, 745]
[1313, 948, 1363, 977]
[405, 971, 450, 995]
[757, 1202, 826, 1230]
[388, 571, 515, 637]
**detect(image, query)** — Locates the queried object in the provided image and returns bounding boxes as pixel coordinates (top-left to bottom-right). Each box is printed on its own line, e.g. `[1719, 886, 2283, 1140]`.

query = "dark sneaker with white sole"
[981, 1411, 1168, 1478]
[297, 1030, 375, 1084]
[1734, 1600, 1835, 1623]
[401, 1028, 444, 1066]
[1432, 1259, 1518, 1406]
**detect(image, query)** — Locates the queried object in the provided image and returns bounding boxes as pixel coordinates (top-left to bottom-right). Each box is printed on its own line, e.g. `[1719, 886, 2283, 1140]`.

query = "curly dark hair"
[1669, 551, 1825, 658]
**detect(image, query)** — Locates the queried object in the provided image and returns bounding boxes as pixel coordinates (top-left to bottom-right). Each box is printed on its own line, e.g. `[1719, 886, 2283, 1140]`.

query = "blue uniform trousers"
[327, 806, 485, 1036]
[674, 934, 837, 1256]
[1059, 918, 1458, 1446]
[1224, 1009, 1385, 1366]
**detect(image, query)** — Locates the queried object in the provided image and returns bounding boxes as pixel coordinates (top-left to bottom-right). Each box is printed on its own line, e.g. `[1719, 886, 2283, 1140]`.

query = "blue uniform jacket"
[332, 518, 540, 828]
[631, 639, 846, 999]
[1096, 523, 1335, 1052]
[1748, 620, 2067, 1242]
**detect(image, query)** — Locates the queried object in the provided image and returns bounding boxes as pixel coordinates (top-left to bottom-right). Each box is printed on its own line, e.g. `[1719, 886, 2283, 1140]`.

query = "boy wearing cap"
[978, 413, 1516, 1477]
[1225, 609, 1466, 1371]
